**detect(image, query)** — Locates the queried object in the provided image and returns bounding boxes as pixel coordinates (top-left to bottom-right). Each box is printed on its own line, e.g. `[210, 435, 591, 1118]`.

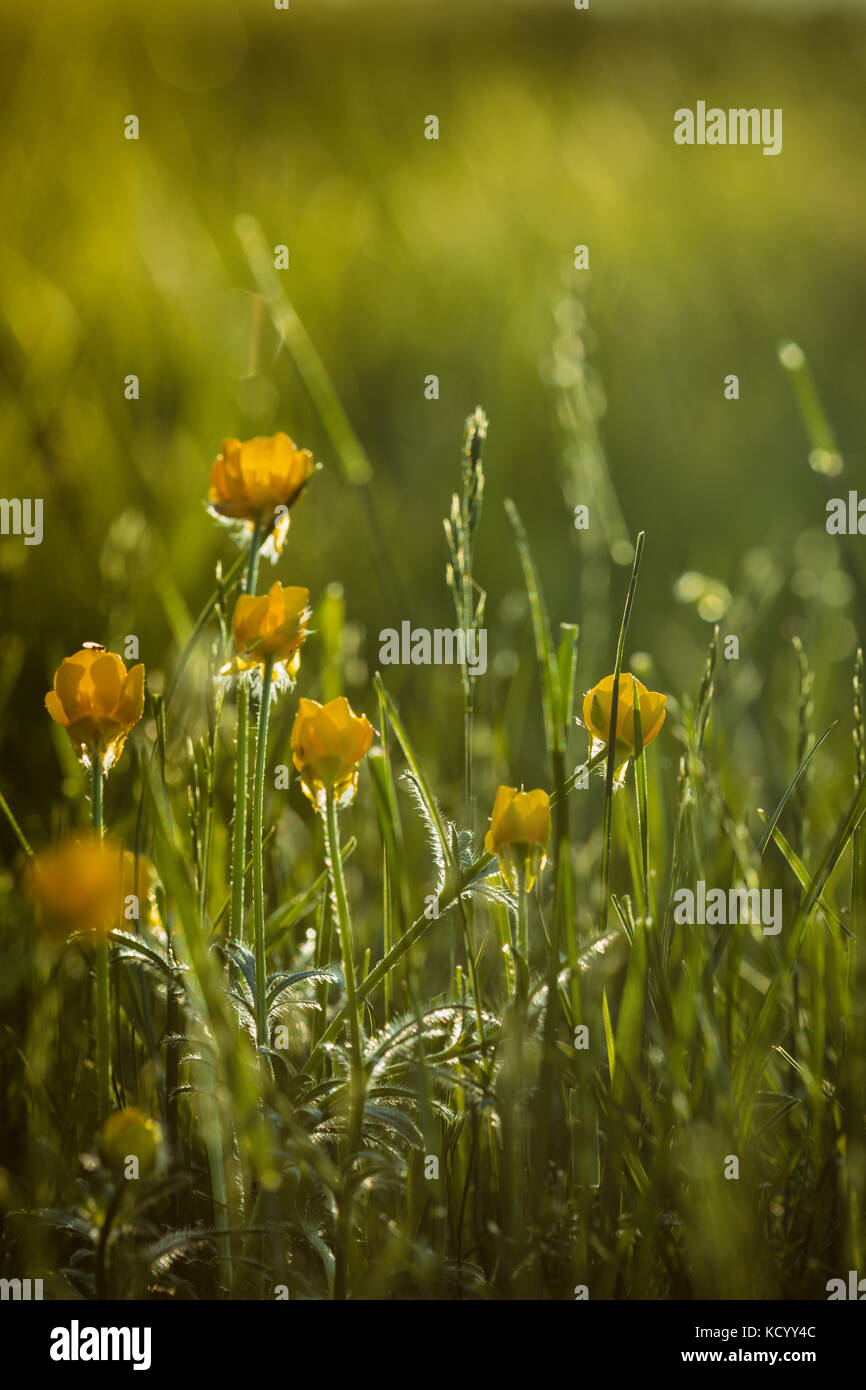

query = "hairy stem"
[91, 756, 111, 1123]
[252, 654, 273, 1052]
[230, 518, 264, 944]
[324, 787, 364, 1299]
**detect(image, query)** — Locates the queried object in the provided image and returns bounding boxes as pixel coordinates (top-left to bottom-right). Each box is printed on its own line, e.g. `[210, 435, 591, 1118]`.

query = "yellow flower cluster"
[211, 435, 373, 796]
[483, 673, 666, 891]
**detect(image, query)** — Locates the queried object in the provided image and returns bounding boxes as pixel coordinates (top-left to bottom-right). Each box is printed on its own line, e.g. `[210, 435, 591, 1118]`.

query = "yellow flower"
[45, 645, 145, 772]
[484, 784, 551, 892]
[582, 672, 666, 782]
[28, 835, 145, 943]
[208, 433, 314, 555]
[290, 696, 374, 809]
[100, 1108, 161, 1175]
[228, 582, 310, 686]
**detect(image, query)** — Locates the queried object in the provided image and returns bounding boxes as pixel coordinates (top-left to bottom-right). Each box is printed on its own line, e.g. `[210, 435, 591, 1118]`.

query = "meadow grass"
[2, 354, 865, 1303]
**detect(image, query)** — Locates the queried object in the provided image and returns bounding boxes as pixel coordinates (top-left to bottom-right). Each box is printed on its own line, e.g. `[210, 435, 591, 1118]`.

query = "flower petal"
[44, 690, 70, 727]
[89, 653, 125, 714]
[117, 664, 146, 730]
[53, 654, 90, 719]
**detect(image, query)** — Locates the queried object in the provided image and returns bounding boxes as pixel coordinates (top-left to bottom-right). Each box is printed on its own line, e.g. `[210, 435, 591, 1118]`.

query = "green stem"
[231, 690, 250, 943]
[517, 874, 529, 963]
[91, 756, 110, 1123]
[230, 519, 264, 946]
[202, 1093, 234, 1290]
[245, 515, 264, 596]
[324, 787, 364, 1300]
[252, 655, 273, 1052]
[324, 790, 364, 1148]
[95, 1183, 123, 1299]
[515, 874, 529, 1007]
[464, 702, 473, 830]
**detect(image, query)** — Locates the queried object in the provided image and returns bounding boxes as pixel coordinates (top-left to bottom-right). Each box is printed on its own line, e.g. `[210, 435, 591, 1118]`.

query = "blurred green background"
[2, 0, 866, 849]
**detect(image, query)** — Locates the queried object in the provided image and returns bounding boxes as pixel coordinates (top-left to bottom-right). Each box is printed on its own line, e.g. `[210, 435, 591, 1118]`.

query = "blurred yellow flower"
[45, 645, 145, 772]
[28, 835, 146, 943]
[100, 1107, 160, 1174]
[484, 784, 551, 891]
[290, 696, 374, 809]
[582, 672, 666, 783]
[228, 582, 310, 686]
[208, 433, 314, 556]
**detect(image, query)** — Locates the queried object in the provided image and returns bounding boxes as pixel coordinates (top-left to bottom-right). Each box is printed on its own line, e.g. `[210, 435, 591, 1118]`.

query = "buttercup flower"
[207, 432, 315, 560]
[100, 1108, 161, 1175]
[45, 645, 145, 772]
[290, 696, 374, 810]
[28, 835, 145, 943]
[484, 784, 551, 892]
[224, 582, 310, 693]
[582, 672, 666, 785]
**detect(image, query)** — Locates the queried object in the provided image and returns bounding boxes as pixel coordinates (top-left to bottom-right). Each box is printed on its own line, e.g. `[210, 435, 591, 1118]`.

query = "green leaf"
[374, 673, 454, 879]
[757, 722, 837, 856]
[601, 989, 616, 1080]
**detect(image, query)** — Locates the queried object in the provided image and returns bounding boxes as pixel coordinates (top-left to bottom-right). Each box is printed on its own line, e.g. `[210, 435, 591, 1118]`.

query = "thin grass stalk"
[381, 844, 392, 1024]
[454, 409, 486, 829]
[846, 647, 866, 1270]
[632, 679, 650, 912]
[556, 622, 579, 967]
[374, 679, 411, 939]
[531, 628, 578, 1236]
[198, 687, 224, 928]
[0, 788, 34, 859]
[499, 874, 530, 1293]
[600, 531, 645, 934]
[663, 632, 718, 959]
[162, 549, 246, 716]
[492, 899, 516, 998]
